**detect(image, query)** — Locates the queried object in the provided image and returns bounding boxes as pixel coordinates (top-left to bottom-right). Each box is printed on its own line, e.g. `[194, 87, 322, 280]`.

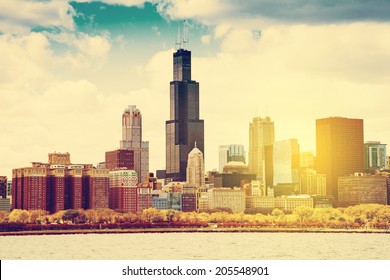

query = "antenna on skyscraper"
[176, 24, 182, 50]
[183, 19, 189, 50]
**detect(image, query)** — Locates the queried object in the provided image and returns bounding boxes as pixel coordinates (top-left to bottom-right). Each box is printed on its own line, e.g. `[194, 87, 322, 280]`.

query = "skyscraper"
[316, 117, 364, 204]
[273, 139, 300, 185]
[364, 141, 387, 172]
[186, 143, 205, 189]
[166, 43, 204, 182]
[120, 105, 149, 183]
[248, 116, 275, 185]
[219, 144, 246, 172]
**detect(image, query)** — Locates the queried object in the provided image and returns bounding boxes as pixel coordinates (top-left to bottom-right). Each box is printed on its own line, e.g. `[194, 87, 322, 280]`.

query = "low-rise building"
[208, 187, 245, 213]
[338, 173, 387, 207]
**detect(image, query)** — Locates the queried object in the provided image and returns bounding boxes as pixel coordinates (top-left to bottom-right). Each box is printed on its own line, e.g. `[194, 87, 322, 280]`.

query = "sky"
[1, 0, 390, 178]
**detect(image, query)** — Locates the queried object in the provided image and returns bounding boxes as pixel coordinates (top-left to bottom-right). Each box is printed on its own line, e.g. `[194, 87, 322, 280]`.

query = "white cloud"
[200, 34, 211, 45]
[75, 0, 147, 7]
[0, 0, 75, 34]
[157, 0, 231, 22]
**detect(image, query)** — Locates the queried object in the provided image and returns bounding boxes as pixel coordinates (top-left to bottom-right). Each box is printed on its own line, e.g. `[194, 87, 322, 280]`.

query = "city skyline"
[1, 1, 390, 178]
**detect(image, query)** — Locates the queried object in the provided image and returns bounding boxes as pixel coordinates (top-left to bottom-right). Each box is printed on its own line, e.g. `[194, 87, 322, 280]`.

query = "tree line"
[1, 204, 390, 232]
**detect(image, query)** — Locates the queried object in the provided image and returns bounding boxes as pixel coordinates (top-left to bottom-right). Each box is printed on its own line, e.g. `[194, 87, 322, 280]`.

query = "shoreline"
[1, 227, 389, 236]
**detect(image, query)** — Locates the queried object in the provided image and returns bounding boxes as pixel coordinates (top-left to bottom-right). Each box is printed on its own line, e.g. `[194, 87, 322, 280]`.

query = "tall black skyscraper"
[166, 47, 204, 182]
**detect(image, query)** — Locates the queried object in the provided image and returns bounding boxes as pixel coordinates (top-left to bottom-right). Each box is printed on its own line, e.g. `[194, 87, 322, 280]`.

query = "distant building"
[0, 198, 10, 211]
[364, 141, 387, 173]
[208, 187, 245, 213]
[219, 144, 246, 172]
[197, 192, 209, 212]
[105, 149, 135, 170]
[248, 116, 275, 184]
[0, 176, 7, 199]
[166, 46, 204, 182]
[120, 105, 149, 183]
[186, 143, 205, 189]
[65, 167, 83, 210]
[274, 195, 314, 212]
[338, 173, 387, 207]
[300, 151, 315, 169]
[82, 168, 109, 210]
[316, 117, 364, 204]
[300, 168, 326, 196]
[213, 161, 256, 188]
[246, 196, 274, 210]
[182, 185, 197, 212]
[273, 139, 300, 196]
[12, 152, 109, 213]
[137, 185, 152, 212]
[7, 180, 12, 197]
[152, 191, 168, 210]
[109, 170, 138, 212]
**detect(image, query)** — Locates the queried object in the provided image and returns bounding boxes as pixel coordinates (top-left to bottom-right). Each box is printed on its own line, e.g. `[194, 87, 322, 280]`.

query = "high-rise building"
[105, 149, 135, 170]
[219, 145, 229, 172]
[120, 105, 149, 184]
[273, 139, 300, 185]
[300, 151, 315, 169]
[219, 144, 246, 172]
[316, 117, 364, 204]
[273, 139, 300, 196]
[82, 168, 109, 210]
[248, 116, 275, 185]
[12, 152, 109, 213]
[166, 45, 204, 182]
[186, 143, 205, 189]
[364, 141, 387, 172]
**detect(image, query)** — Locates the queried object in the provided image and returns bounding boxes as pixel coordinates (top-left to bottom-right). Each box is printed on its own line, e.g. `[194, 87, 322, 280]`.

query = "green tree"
[293, 206, 314, 227]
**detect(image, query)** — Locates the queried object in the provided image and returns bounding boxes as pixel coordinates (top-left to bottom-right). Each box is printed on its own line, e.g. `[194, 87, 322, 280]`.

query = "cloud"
[200, 35, 211, 44]
[153, 0, 390, 28]
[75, 0, 147, 7]
[0, 0, 75, 34]
[152, 25, 161, 36]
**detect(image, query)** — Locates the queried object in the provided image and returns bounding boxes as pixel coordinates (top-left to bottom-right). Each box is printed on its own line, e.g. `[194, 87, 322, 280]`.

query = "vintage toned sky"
[1, 0, 390, 178]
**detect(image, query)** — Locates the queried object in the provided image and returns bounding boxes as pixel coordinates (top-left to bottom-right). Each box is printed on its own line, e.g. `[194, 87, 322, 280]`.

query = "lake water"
[1, 232, 389, 260]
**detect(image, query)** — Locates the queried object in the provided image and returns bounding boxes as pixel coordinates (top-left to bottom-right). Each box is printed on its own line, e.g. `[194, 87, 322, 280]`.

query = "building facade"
[316, 117, 364, 204]
[273, 139, 300, 185]
[338, 173, 387, 207]
[364, 141, 387, 173]
[300, 168, 327, 196]
[219, 144, 246, 172]
[186, 144, 205, 189]
[0, 176, 7, 199]
[105, 149, 135, 171]
[12, 153, 109, 213]
[166, 47, 204, 182]
[248, 116, 274, 185]
[109, 170, 138, 212]
[208, 187, 246, 213]
[120, 105, 149, 183]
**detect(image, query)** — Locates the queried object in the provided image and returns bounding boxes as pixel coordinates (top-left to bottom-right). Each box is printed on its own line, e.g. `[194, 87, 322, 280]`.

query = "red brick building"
[109, 169, 138, 212]
[105, 149, 134, 170]
[12, 153, 109, 213]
